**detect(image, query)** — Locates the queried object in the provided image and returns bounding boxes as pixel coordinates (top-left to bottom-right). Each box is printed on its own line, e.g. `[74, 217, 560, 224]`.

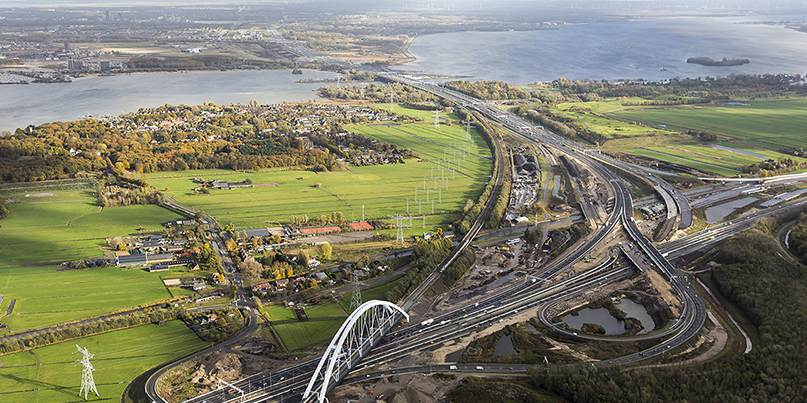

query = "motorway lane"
[179, 75, 714, 403]
[404, 78, 708, 367]
[659, 197, 807, 258]
[241, 263, 637, 403]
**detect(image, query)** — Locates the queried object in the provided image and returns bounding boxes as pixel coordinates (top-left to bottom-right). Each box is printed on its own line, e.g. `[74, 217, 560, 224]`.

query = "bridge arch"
[303, 300, 408, 402]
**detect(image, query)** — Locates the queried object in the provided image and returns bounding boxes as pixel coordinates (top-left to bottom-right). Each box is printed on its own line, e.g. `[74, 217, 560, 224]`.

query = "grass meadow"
[0, 321, 208, 403]
[272, 318, 345, 351]
[261, 279, 399, 351]
[138, 117, 492, 235]
[551, 97, 807, 176]
[607, 98, 807, 151]
[0, 186, 183, 332]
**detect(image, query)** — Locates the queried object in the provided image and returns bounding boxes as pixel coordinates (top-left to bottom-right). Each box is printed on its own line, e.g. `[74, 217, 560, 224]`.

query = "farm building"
[347, 222, 373, 231]
[116, 254, 147, 266]
[299, 225, 342, 236]
[210, 180, 252, 190]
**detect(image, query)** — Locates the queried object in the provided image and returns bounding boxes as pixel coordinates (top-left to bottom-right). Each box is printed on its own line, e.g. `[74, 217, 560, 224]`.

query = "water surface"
[0, 69, 338, 132]
[705, 196, 758, 223]
[397, 16, 807, 84]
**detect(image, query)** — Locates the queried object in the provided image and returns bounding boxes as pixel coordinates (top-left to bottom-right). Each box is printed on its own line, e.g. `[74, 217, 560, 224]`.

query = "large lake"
[0, 69, 338, 132]
[396, 15, 807, 84]
[3, 15, 807, 131]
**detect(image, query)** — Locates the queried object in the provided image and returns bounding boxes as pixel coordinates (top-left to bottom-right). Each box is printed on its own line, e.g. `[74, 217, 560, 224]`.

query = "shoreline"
[0, 67, 331, 85]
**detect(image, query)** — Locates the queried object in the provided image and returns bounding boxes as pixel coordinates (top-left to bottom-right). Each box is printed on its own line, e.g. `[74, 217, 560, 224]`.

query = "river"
[0, 69, 338, 132]
[395, 15, 807, 84]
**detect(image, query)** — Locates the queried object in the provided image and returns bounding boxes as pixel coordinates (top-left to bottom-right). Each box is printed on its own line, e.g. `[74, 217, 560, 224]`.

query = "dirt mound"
[389, 386, 433, 403]
[187, 352, 244, 389]
[233, 338, 277, 356]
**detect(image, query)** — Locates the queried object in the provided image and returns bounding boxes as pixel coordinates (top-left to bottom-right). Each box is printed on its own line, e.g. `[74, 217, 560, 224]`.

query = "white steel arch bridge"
[302, 300, 409, 403]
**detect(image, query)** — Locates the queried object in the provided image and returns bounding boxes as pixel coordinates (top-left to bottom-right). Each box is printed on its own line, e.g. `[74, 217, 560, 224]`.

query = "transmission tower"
[394, 214, 405, 244]
[389, 91, 395, 111]
[433, 110, 440, 128]
[349, 270, 366, 311]
[463, 120, 474, 142]
[74, 345, 99, 400]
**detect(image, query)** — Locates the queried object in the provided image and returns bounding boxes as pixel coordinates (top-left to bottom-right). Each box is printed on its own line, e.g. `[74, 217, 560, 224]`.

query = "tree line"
[383, 237, 454, 303]
[0, 102, 414, 182]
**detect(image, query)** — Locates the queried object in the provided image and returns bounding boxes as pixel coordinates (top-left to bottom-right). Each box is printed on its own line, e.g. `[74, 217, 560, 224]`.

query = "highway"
[659, 197, 807, 258]
[175, 72, 777, 403]
[379, 74, 707, 367]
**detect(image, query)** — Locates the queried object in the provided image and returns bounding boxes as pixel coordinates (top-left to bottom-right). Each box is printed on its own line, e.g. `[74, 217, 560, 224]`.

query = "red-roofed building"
[252, 282, 274, 293]
[300, 225, 342, 235]
[348, 222, 373, 231]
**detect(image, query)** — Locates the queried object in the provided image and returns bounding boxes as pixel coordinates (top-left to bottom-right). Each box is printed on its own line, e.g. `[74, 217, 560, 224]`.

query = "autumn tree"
[318, 242, 333, 260]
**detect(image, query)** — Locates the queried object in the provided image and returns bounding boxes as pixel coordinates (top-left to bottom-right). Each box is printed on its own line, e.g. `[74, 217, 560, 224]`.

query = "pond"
[562, 299, 654, 335]
[618, 299, 655, 335]
[493, 334, 517, 356]
[563, 307, 625, 335]
[445, 349, 464, 362]
[705, 197, 758, 224]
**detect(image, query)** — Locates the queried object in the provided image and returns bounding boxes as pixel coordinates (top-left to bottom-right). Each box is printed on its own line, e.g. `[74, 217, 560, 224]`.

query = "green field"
[0, 189, 183, 332]
[137, 120, 492, 234]
[608, 99, 807, 151]
[548, 97, 807, 176]
[0, 321, 207, 403]
[263, 280, 399, 351]
[554, 101, 679, 138]
[272, 318, 344, 351]
[373, 103, 461, 122]
[624, 147, 740, 177]
[336, 280, 399, 310]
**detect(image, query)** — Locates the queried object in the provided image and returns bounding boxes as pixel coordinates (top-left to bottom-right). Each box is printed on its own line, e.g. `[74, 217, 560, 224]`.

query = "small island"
[687, 57, 750, 66]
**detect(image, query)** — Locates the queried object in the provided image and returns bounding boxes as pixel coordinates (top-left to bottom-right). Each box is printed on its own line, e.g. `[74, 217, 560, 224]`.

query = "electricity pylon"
[394, 214, 404, 244]
[350, 270, 366, 312]
[74, 345, 99, 400]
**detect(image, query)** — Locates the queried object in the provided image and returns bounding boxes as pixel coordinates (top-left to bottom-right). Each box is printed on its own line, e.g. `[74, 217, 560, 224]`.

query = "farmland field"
[624, 147, 741, 177]
[272, 318, 344, 351]
[548, 97, 807, 176]
[372, 103, 461, 123]
[0, 186, 183, 332]
[138, 118, 493, 235]
[553, 101, 679, 138]
[606, 99, 807, 152]
[0, 321, 207, 403]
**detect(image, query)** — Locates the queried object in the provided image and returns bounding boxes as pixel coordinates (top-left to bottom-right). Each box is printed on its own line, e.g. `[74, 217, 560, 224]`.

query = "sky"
[2, 0, 801, 7]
